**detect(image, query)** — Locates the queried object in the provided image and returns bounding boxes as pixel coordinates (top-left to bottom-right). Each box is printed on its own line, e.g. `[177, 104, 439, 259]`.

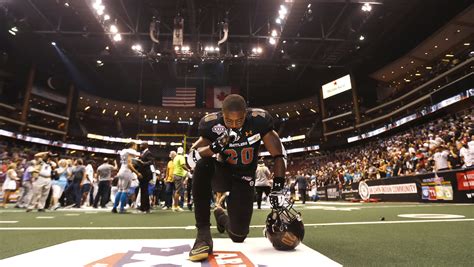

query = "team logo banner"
[1, 238, 341, 267]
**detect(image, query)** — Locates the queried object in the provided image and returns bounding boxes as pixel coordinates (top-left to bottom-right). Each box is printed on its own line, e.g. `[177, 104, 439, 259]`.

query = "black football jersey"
[198, 108, 274, 176]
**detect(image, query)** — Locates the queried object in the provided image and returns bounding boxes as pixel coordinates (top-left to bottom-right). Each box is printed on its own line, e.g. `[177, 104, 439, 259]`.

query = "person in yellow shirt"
[163, 151, 176, 210]
[172, 147, 189, 211]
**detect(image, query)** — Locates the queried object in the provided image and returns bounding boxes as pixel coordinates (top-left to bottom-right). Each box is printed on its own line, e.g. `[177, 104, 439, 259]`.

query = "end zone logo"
[85, 245, 192, 266]
[208, 251, 254, 267]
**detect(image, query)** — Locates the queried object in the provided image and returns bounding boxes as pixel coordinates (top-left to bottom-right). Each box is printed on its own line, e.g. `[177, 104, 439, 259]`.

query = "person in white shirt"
[458, 141, 473, 167]
[255, 159, 272, 209]
[81, 161, 95, 207]
[1, 163, 19, 208]
[433, 146, 449, 172]
[112, 142, 141, 213]
[27, 152, 57, 212]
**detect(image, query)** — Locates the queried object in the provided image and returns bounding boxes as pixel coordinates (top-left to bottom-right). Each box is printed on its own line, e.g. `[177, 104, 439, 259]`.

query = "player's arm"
[191, 137, 214, 157]
[263, 130, 285, 178]
[127, 155, 141, 178]
[262, 130, 286, 191]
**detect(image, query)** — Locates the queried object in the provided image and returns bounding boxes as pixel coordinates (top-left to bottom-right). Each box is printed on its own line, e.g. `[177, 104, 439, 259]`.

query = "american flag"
[162, 87, 196, 107]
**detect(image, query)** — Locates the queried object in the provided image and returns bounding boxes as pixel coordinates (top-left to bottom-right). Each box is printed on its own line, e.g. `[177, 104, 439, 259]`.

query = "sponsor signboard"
[456, 170, 474, 191]
[0, 238, 341, 267]
[327, 186, 339, 200]
[420, 176, 453, 201]
[317, 189, 327, 201]
[322, 74, 352, 99]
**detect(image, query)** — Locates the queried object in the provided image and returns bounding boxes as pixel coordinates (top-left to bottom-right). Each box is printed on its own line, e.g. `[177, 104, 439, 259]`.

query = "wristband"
[272, 176, 285, 191]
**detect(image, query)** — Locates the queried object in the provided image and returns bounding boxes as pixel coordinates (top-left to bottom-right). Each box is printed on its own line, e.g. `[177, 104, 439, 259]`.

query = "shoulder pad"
[204, 113, 219, 122]
[250, 108, 267, 118]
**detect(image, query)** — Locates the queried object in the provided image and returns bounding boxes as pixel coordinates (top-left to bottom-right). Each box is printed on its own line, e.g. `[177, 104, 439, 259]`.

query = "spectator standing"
[93, 158, 117, 208]
[296, 171, 308, 204]
[255, 159, 272, 209]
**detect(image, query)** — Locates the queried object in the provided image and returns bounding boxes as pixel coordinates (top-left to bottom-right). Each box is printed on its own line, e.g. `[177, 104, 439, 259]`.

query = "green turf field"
[1, 202, 473, 266]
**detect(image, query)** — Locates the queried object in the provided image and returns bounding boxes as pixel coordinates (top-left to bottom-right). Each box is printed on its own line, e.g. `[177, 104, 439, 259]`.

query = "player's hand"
[186, 149, 201, 170]
[269, 190, 285, 209]
[210, 129, 236, 153]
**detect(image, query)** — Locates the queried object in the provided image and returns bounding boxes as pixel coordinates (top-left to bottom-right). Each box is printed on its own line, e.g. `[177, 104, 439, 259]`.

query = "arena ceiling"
[0, 0, 472, 107]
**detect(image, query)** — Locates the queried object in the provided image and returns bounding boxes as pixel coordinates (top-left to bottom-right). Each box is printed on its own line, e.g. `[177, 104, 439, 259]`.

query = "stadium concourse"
[1, 0, 474, 266]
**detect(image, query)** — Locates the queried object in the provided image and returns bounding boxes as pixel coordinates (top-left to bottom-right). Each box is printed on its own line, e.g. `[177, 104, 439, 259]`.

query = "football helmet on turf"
[264, 194, 304, 250]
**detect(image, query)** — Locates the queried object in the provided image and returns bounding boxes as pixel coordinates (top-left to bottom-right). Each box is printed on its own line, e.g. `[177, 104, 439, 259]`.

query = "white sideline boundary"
[0, 218, 473, 231]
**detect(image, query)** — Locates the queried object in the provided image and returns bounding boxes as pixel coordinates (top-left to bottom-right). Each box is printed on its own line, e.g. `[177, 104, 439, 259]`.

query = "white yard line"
[0, 221, 18, 224]
[35, 216, 54, 219]
[0, 218, 473, 231]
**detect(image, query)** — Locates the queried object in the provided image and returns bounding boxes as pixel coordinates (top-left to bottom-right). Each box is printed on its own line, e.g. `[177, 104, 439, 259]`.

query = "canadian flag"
[206, 86, 239, 108]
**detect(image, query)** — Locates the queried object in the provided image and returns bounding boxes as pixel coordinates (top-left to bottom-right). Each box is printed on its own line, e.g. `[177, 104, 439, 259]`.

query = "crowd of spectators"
[1, 108, 473, 207]
[281, 108, 474, 201]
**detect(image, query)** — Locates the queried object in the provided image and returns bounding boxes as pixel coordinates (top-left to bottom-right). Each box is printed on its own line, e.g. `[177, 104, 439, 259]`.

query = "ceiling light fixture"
[110, 25, 118, 34]
[271, 29, 278, 37]
[113, 34, 122, 41]
[361, 3, 372, 12]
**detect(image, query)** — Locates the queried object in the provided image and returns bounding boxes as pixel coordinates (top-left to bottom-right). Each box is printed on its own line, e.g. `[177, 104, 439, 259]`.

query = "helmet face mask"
[264, 198, 305, 250]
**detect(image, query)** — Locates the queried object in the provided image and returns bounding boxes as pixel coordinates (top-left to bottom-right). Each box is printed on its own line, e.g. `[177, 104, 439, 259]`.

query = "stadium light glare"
[269, 37, 276, 45]
[103, 14, 110, 21]
[64, 2, 70, 7]
[84, 106, 90, 111]
[110, 25, 118, 34]
[271, 29, 278, 37]
[126, 112, 130, 117]
[361, 3, 372, 12]
[113, 34, 122, 41]
[276, 18, 282, 24]
[359, 35, 365, 41]
[114, 110, 118, 116]
[102, 109, 106, 114]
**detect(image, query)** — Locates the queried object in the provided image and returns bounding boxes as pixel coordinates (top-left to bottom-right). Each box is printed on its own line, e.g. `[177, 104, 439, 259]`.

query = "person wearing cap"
[163, 151, 176, 210]
[93, 158, 117, 208]
[172, 147, 189, 212]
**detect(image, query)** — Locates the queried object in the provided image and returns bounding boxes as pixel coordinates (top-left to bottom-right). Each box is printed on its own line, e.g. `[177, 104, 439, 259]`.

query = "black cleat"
[189, 231, 213, 262]
[214, 207, 226, 234]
